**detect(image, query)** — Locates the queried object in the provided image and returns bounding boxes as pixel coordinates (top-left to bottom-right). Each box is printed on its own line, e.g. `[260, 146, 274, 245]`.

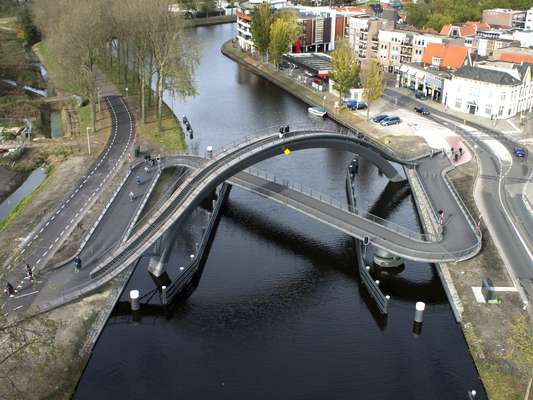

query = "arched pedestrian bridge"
[88, 129, 481, 285]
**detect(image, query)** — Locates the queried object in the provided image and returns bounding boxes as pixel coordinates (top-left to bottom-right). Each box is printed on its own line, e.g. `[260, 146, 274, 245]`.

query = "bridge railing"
[244, 167, 439, 242]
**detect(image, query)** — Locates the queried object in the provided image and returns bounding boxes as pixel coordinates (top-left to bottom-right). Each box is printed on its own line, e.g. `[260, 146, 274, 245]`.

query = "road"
[4, 96, 134, 318]
[384, 89, 533, 304]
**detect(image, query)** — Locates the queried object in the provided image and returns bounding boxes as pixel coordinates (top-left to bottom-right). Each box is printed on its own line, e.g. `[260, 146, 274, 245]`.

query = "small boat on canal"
[308, 106, 326, 118]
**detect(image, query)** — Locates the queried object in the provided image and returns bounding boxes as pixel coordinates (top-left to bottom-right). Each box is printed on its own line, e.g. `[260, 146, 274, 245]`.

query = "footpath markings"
[5, 96, 134, 315]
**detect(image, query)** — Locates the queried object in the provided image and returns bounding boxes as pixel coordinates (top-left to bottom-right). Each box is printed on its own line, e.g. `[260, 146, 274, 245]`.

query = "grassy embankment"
[0, 17, 41, 126]
[98, 57, 186, 155]
[33, 41, 92, 132]
[448, 160, 533, 400]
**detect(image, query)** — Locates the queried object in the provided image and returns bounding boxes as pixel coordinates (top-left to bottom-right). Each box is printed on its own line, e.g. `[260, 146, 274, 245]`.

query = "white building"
[411, 33, 444, 63]
[443, 64, 533, 119]
[526, 7, 533, 30]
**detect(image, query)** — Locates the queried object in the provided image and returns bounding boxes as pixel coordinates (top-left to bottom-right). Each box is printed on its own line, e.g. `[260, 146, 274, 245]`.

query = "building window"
[485, 104, 492, 115]
[432, 56, 442, 67]
[501, 92, 506, 101]
[455, 97, 462, 108]
[498, 105, 504, 116]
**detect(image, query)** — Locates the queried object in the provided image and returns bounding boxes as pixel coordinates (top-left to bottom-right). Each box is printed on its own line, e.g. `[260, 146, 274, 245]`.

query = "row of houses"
[235, 2, 533, 120]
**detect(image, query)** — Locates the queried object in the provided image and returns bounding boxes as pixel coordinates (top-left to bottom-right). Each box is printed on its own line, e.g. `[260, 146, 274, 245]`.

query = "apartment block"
[482, 8, 527, 29]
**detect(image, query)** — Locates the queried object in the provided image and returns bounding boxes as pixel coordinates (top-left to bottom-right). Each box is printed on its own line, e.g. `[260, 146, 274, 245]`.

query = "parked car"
[415, 91, 428, 100]
[513, 147, 526, 158]
[346, 100, 367, 110]
[372, 114, 389, 123]
[414, 106, 430, 115]
[380, 116, 401, 126]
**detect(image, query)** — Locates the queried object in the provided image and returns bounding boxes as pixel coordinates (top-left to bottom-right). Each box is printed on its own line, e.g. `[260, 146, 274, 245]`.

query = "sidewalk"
[388, 86, 530, 142]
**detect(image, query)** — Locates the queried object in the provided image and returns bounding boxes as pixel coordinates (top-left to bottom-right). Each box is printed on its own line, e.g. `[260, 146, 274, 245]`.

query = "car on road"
[372, 114, 389, 123]
[415, 91, 428, 100]
[513, 147, 526, 157]
[380, 116, 401, 126]
[414, 106, 430, 115]
[346, 100, 367, 110]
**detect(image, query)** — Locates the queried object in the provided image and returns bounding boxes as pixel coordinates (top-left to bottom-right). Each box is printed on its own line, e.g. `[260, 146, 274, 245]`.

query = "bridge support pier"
[373, 247, 403, 268]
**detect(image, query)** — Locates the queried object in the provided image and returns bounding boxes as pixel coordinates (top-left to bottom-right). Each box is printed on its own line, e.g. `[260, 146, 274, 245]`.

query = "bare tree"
[146, 0, 199, 131]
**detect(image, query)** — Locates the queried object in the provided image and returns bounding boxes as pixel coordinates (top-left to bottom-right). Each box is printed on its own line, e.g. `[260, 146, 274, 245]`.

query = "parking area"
[347, 96, 472, 166]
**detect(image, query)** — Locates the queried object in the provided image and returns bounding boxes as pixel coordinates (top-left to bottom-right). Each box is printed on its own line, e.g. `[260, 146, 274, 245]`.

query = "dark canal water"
[74, 24, 486, 399]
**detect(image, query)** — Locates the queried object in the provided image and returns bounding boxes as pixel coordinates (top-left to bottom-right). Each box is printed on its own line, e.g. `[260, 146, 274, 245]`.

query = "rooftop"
[422, 43, 469, 69]
[453, 65, 521, 85]
[283, 53, 332, 73]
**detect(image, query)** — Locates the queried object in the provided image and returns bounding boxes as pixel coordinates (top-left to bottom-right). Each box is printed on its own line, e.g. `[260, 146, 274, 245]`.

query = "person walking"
[25, 263, 33, 283]
[74, 256, 82, 272]
[129, 191, 135, 201]
[135, 175, 142, 185]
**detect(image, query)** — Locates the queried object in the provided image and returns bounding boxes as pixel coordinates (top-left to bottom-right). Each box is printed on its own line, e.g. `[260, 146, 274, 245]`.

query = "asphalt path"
[384, 89, 533, 303]
[8, 140, 481, 316]
[4, 96, 134, 318]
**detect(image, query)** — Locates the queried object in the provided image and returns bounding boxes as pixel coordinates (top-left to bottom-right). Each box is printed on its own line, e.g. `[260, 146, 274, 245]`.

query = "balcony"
[401, 48, 411, 55]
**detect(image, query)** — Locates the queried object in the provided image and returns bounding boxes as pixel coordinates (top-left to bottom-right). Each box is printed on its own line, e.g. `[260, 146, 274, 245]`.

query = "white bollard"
[206, 146, 213, 158]
[414, 301, 425, 323]
[130, 290, 140, 311]
[161, 286, 167, 305]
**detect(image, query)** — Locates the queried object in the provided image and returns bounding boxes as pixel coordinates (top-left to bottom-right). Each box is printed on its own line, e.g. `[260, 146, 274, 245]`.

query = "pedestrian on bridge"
[129, 191, 135, 201]
[74, 256, 82, 272]
[135, 175, 142, 185]
[4, 282, 15, 297]
[25, 263, 33, 283]
[438, 209, 445, 225]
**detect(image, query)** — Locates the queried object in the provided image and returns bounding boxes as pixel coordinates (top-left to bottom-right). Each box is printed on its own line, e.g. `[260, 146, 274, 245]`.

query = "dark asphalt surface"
[385, 89, 533, 301]
[5, 96, 134, 318]
[7, 121, 485, 315]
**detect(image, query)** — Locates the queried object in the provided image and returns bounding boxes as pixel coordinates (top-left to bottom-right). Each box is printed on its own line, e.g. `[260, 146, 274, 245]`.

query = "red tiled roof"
[497, 52, 533, 64]
[440, 21, 491, 37]
[335, 5, 374, 14]
[422, 43, 469, 69]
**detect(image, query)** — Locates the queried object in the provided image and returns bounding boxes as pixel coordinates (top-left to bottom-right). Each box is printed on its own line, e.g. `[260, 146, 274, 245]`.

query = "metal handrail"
[244, 167, 438, 242]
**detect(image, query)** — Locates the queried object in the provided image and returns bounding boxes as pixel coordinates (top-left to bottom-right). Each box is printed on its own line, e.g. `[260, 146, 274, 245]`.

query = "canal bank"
[221, 40, 532, 399]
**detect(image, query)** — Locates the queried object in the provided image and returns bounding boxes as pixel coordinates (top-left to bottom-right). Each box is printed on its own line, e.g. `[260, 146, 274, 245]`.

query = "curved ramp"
[86, 130, 479, 289]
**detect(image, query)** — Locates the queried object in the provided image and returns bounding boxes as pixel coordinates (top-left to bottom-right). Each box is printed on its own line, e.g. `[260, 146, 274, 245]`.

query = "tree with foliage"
[269, 18, 290, 68]
[361, 60, 383, 120]
[330, 41, 359, 101]
[276, 8, 301, 43]
[251, 2, 273, 58]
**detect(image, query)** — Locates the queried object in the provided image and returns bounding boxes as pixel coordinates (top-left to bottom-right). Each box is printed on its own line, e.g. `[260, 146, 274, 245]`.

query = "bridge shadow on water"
[119, 182, 448, 332]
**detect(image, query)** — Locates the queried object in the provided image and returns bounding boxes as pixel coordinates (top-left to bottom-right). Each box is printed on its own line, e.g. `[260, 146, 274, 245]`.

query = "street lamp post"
[96, 87, 101, 113]
[86, 126, 92, 156]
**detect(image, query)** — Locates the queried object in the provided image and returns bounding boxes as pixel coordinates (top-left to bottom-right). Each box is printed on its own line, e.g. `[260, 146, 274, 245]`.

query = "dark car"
[514, 147, 526, 158]
[380, 116, 401, 126]
[372, 114, 389, 123]
[346, 100, 367, 110]
[415, 91, 428, 100]
[414, 106, 430, 115]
